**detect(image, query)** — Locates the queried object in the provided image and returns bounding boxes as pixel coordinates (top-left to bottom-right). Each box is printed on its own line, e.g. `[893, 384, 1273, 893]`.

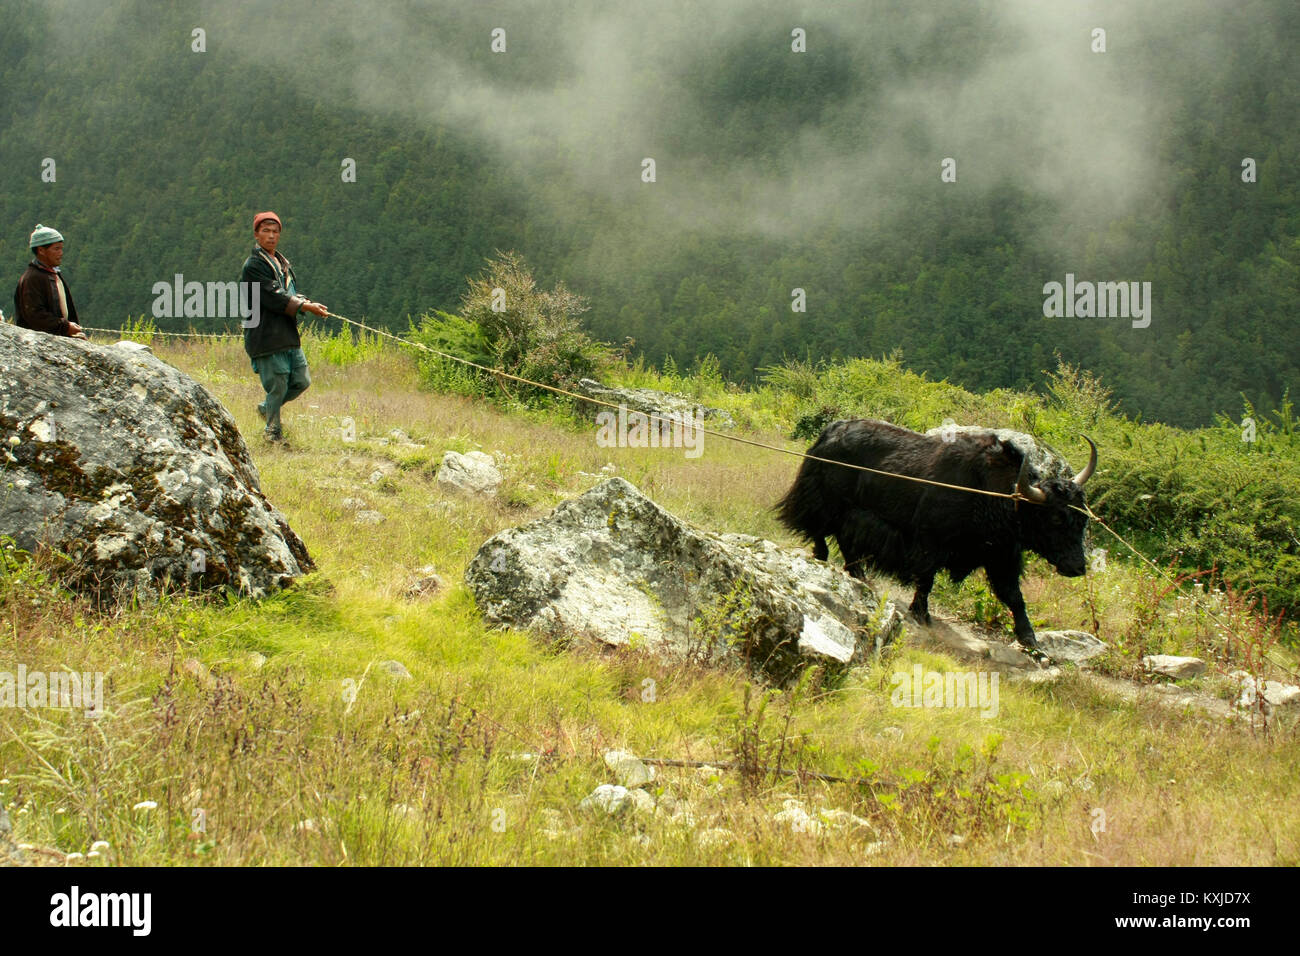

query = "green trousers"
[252, 347, 310, 435]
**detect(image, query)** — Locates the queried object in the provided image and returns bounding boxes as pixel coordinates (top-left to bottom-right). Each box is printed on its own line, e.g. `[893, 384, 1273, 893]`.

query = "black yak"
[776, 419, 1096, 650]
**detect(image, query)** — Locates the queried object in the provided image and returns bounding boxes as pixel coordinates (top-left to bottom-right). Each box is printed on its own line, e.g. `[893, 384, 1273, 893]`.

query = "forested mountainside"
[1, 0, 1296, 427]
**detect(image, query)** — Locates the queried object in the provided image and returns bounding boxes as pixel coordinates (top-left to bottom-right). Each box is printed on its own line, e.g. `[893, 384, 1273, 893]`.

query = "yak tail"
[775, 457, 826, 540]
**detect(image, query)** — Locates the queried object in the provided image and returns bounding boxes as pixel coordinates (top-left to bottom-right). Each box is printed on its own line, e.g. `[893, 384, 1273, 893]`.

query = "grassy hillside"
[1, 330, 1297, 866]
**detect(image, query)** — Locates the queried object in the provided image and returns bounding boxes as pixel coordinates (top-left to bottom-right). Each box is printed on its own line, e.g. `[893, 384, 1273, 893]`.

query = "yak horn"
[1016, 456, 1048, 503]
[1072, 436, 1098, 487]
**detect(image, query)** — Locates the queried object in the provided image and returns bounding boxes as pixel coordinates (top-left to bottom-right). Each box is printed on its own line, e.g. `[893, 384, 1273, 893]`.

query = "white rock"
[819, 808, 874, 831]
[774, 799, 822, 834]
[604, 750, 656, 788]
[580, 784, 632, 815]
[1230, 671, 1300, 709]
[538, 808, 576, 840]
[1266, 682, 1300, 707]
[1035, 630, 1108, 663]
[697, 828, 733, 848]
[378, 660, 412, 680]
[1143, 655, 1206, 679]
[667, 802, 697, 827]
[437, 450, 503, 497]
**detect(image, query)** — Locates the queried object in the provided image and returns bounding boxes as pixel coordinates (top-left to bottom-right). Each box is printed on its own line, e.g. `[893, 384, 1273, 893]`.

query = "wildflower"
[65, 852, 84, 861]
[90, 840, 110, 852]
[132, 800, 157, 811]
[7, 435, 18, 446]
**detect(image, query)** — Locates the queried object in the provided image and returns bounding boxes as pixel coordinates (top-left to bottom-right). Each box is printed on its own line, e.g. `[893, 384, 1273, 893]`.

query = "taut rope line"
[81, 319, 1294, 676]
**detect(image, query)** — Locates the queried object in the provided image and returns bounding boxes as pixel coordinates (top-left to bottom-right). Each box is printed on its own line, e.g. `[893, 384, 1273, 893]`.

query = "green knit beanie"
[29, 224, 64, 250]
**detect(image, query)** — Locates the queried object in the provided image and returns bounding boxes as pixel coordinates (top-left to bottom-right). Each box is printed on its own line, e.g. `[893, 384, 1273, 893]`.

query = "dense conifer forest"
[2, 0, 1296, 427]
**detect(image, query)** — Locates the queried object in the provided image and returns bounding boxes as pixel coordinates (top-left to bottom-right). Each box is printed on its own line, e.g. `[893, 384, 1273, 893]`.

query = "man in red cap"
[239, 212, 328, 442]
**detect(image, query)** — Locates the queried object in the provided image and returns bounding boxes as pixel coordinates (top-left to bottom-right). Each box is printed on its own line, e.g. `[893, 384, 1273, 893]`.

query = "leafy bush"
[119, 314, 158, 345]
[408, 310, 496, 398]
[304, 323, 386, 367]
[425, 251, 613, 404]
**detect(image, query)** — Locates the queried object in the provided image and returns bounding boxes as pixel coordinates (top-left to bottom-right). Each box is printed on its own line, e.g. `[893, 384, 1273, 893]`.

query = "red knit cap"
[253, 211, 282, 232]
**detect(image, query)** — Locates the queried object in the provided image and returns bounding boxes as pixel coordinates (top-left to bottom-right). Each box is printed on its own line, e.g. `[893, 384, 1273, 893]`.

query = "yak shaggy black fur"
[776, 419, 1094, 649]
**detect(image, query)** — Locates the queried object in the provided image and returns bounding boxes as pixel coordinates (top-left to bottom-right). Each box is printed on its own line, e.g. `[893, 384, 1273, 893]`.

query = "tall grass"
[2, 335, 1298, 866]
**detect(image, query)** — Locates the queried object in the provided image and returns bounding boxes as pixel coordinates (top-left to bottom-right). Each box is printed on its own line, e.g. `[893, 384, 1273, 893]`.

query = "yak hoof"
[1015, 631, 1041, 652]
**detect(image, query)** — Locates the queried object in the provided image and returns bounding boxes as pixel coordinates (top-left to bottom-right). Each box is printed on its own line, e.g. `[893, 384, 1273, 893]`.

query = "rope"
[311, 312, 1033, 503]
[317, 309, 1292, 677]
[1078, 503, 1295, 679]
[82, 327, 241, 338]
[84, 316, 1293, 673]
[77, 315, 1047, 501]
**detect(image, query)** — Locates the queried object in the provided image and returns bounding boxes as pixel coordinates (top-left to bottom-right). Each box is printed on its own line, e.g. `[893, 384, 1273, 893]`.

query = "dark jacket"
[240, 245, 307, 359]
[13, 260, 77, 335]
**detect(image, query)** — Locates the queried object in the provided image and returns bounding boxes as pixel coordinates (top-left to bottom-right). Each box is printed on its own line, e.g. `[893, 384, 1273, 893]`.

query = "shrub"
[408, 311, 495, 398]
[437, 251, 613, 404]
[305, 323, 386, 367]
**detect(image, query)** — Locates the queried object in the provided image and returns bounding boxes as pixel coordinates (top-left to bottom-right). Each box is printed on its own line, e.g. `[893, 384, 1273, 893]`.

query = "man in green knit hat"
[239, 211, 328, 443]
[13, 224, 87, 339]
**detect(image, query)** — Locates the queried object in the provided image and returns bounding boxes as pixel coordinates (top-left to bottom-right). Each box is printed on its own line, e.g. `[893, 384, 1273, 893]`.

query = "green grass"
[2, 332, 1297, 866]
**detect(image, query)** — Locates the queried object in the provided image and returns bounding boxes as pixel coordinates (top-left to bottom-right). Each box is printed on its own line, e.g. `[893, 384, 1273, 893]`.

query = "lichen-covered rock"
[1035, 630, 1108, 663]
[0, 324, 312, 601]
[437, 450, 502, 497]
[575, 378, 735, 429]
[465, 477, 902, 683]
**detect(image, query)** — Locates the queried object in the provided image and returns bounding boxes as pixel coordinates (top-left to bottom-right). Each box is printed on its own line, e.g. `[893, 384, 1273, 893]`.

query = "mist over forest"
[2, 0, 1296, 426]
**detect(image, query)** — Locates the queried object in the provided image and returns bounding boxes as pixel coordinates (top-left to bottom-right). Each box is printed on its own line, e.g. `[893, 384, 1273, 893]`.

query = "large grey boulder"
[575, 378, 736, 429]
[0, 324, 312, 601]
[465, 477, 902, 682]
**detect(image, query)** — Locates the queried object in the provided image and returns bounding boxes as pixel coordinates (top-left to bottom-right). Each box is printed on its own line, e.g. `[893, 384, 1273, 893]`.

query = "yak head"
[1013, 437, 1097, 578]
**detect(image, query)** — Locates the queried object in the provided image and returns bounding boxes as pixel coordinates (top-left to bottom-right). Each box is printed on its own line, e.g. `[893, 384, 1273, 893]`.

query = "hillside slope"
[1, 332, 1296, 866]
